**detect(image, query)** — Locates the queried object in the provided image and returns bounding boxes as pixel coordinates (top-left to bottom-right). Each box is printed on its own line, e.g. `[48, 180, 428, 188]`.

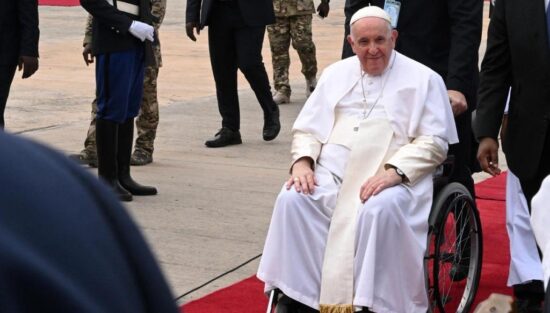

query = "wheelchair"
[425, 156, 483, 313]
[265, 157, 483, 313]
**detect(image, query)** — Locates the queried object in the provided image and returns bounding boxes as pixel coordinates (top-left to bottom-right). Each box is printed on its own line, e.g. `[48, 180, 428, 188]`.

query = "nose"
[367, 43, 378, 55]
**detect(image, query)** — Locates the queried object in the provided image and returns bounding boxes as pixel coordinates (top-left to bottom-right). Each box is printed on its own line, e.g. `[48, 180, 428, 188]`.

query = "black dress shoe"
[276, 294, 298, 313]
[205, 127, 242, 148]
[276, 294, 318, 313]
[513, 299, 543, 313]
[513, 282, 545, 313]
[263, 106, 281, 141]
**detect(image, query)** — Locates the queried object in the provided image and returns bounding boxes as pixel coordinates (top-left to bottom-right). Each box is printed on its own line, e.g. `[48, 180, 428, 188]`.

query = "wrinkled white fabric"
[292, 53, 457, 146]
[257, 160, 432, 313]
[531, 175, 550, 289]
[505, 171, 544, 286]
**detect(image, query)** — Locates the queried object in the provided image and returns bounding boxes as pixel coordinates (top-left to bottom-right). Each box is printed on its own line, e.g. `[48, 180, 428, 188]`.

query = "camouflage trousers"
[267, 14, 317, 97]
[82, 66, 160, 157]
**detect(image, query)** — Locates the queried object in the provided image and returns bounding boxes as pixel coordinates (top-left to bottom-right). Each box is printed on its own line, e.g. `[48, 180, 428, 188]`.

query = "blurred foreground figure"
[0, 131, 179, 313]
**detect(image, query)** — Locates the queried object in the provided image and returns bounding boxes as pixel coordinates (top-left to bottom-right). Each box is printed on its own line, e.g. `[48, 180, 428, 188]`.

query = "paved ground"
[6, 0, 496, 307]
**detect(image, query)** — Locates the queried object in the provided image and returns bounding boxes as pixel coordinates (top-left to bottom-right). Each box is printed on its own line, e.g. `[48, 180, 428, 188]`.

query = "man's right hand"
[317, 2, 330, 18]
[18, 56, 39, 79]
[287, 157, 316, 195]
[186, 22, 200, 41]
[128, 21, 155, 42]
[82, 43, 94, 66]
[477, 137, 501, 176]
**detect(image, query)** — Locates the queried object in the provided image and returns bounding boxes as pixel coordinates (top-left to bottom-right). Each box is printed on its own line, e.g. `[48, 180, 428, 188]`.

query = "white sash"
[319, 118, 394, 313]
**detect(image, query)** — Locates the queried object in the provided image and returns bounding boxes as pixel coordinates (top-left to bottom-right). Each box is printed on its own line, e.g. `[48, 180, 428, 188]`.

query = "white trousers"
[505, 171, 543, 286]
[257, 164, 431, 313]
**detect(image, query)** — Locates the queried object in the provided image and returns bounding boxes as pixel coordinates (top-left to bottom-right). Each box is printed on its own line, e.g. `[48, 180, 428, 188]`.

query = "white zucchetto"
[350, 6, 391, 26]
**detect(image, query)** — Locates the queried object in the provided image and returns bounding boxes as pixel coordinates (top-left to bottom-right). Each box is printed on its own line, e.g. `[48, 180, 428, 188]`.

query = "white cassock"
[531, 175, 550, 289]
[257, 52, 458, 313]
[502, 91, 543, 286]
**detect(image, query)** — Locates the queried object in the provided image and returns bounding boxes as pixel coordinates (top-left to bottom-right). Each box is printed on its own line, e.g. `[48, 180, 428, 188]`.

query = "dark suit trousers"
[208, 0, 276, 131]
[449, 109, 477, 198]
[341, 8, 354, 59]
[0, 63, 17, 129]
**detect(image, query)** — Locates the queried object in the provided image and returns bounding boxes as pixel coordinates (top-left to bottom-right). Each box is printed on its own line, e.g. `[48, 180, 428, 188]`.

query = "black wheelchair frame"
[425, 157, 483, 313]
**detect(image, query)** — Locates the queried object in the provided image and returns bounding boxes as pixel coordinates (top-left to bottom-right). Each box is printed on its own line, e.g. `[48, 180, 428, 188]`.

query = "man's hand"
[18, 56, 39, 79]
[186, 22, 200, 41]
[359, 168, 402, 203]
[287, 157, 317, 195]
[128, 21, 155, 42]
[477, 137, 501, 176]
[317, 2, 330, 18]
[82, 43, 94, 66]
[448, 90, 467, 116]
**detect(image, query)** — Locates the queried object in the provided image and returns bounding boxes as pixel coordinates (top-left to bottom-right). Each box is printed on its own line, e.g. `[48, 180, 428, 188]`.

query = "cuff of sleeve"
[385, 136, 447, 185]
[83, 36, 92, 46]
[384, 164, 408, 184]
[445, 80, 468, 97]
[289, 156, 316, 174]
[290, 132, 322, 173]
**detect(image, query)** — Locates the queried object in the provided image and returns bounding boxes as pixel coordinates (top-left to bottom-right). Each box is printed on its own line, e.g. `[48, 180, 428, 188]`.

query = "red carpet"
[38, 0, 79, 6]
[181, 173, 512, 312]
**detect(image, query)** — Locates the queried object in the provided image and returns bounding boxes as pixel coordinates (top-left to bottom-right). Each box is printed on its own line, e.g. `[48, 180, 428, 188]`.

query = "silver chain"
[359, 51, 397, 120]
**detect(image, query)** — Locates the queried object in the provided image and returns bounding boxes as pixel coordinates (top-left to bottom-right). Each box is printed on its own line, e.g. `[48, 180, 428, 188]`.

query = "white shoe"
[273, 91, 290, 104]
[306, 77, 317, 97]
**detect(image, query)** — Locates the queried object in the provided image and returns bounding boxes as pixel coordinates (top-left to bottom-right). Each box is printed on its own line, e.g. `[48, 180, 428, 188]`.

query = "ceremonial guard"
[81, 0, 158, 201]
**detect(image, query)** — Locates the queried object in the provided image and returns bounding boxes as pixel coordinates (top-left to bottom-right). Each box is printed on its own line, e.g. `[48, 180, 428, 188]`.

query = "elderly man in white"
[257, 6, 458, 313]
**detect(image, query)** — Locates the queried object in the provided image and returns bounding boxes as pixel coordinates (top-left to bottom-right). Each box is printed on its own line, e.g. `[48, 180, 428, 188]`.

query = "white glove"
[128, 20, 154, 42]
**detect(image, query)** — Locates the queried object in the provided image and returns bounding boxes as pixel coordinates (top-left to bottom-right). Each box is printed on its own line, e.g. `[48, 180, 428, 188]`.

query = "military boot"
[131, 149, 153, 166]
[69, 149, 98, 168]
[305, 77, 317, 97]
[273, 90, 290, 105]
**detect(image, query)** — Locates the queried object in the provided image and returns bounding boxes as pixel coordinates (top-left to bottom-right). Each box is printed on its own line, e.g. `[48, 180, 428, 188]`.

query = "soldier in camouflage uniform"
[268, 0, 329, 104]
[72, 0, 165, 167]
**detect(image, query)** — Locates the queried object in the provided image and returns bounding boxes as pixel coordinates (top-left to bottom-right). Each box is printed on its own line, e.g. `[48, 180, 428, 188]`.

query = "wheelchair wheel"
[425, 183, 483, 313]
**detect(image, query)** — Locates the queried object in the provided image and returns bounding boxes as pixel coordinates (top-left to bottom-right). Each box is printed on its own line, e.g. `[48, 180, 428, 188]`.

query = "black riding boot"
[96, 118, 133, 202]
[117, 118, 157, 195]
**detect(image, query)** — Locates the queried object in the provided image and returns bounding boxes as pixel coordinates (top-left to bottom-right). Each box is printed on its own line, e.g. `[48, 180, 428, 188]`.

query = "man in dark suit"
[475, 0, 550, 311]
[342, 0, 482, 203]
[0, 0, 40, 129]
[185, 0, 281, 148]
[0, 131, 179, 313]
